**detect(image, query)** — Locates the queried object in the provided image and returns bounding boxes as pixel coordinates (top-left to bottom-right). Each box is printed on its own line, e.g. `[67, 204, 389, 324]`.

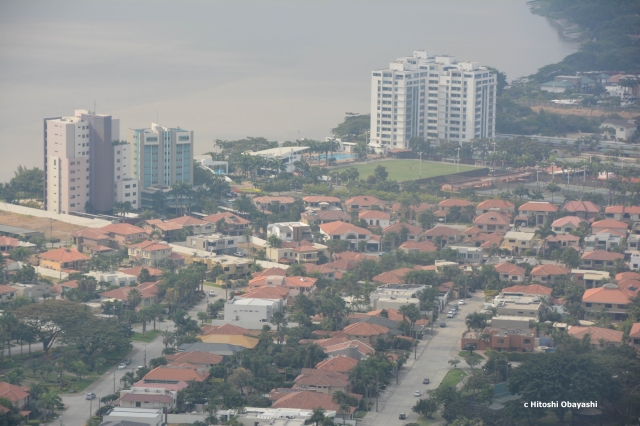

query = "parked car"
[234, 252, 246, 257]
[447, 313, 454, 318]
[414, 390, 421, 397]
[440, 322, 446, 328]
[458, 300, 465, 305]
[118, 363, 126, 370]
[85, 393, 96, 400]
[399, 413, 406, 420]
[208, 290, 216, 296]
[124, 358, 132, 365]
[423, 378, 430, 384]
[137, 365, 144, 370]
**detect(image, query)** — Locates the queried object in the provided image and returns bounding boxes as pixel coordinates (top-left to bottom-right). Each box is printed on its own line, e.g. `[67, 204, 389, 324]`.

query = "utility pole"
[113, 371, 116, 393]
[419, 151, 422, 178]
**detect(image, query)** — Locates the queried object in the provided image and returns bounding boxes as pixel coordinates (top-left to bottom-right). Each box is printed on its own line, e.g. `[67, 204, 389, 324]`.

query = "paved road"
[52, 289, 222, 426]
[361, 295, 485, 426]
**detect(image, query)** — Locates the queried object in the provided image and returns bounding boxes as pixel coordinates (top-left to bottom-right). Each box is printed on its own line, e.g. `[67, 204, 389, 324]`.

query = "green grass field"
[438, 368, 468, 389]
[332, 159, 480, 182]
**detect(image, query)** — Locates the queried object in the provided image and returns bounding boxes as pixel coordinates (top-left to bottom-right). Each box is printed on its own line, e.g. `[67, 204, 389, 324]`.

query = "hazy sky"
[0, 0, 578, 182]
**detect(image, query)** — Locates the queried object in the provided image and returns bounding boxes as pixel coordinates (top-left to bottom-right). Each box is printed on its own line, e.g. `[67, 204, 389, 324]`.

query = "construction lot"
[0, 210, 84, 242]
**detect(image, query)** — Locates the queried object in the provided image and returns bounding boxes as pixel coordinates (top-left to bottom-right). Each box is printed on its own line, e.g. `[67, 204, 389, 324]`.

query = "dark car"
[440, 322, 446, 328]
[423, 378, 430, 384]
[399, 413, 406, 420]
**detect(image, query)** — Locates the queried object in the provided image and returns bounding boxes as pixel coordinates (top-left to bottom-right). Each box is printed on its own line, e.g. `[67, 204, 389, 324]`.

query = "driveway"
[360, 295, 485, 425]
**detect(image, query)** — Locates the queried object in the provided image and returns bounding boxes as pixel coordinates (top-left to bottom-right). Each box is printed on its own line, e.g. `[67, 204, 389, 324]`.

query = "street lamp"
[455, 148, 461, 173]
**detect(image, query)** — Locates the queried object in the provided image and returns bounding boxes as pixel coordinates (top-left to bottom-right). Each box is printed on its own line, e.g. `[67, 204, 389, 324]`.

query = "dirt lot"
[530, 105, 639, 118]
[0, 210, 84, 242]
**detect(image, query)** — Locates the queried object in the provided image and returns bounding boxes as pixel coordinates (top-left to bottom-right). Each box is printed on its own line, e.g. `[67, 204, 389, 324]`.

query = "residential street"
[51, 289, 220, 426]
[361, 294, 485, 426]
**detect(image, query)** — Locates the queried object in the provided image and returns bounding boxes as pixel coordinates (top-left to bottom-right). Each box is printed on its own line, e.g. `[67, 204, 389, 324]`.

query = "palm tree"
[37, 390, 62, 417]
[398, 305, 410, 336]
[162, 330, 175, 349]
[127, 288, 142, 310]
[269, 311, 288, 344]
[546, 182, 561, 203]
[465, 312, 487, 331]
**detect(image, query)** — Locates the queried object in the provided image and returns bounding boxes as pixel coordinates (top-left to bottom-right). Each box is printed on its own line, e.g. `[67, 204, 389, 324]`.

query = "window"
[605, 304, 612, 308]
[497, 339, 504, 343]
[585, 303, 592, 307]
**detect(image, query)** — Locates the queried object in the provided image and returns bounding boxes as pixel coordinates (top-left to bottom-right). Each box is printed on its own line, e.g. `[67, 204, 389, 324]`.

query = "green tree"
[412, 397, 438, 419]
[127, 288, 142, 310]
[546, 182, 561, 203]
[138, 268, 152, 283]
[373, 165, 388, 182]
[448, 358, 460, 369]
[560, 247, 581, 269]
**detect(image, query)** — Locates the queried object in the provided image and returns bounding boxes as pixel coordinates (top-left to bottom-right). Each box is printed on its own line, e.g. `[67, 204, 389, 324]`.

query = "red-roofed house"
[475, 199, 515, 216]
[303, 196, 342, 210]
[100, 282, 159, 307]
[358, 210, 390, 229]
[581, 250, 625, 269]
[0, 236, 20, 253]
[293, 368, 350, 395]
[438, 199, 475, 214]
[546, 234, 580, 250]
[518, 202, 558, 225]
[530, 264, 570, 284]
[166, 215, 215, 235]
[551, 216, 585, 234]
[202, 212, 251, 236]
[0, 382, 30, 409]
[423, 226, 461, 247]
[629, 323, 640, 350]
[372, 268, 413, 285]
[582, 283, 638, 320]
[100, 223, 148, 246]
[140, 219, 184, 242]
[0, 285, 18, 303]
[605, 205, 640, 223]
[119, 266, 164, 280]
[494, 263, 526, 282]
[391, 202, 433, 222]
[127, 241, 175, 267]
[165, 351, 223, 366]
[253, 196, 296, 212]
[383, 222, 423, 241]
[303, 264, 341, 280]
[248, 275, 317, 299]
[301, 210, 352, 226]
[473, 212, 510, 234]
[616, 271, 640, 282]
[344, 195, 385, 212]
[200, 323, 250, 336]
[38, 247, 89, 271]
[398, 240, 438, 253]
[591, 219, 628, 235]
[563, 201, 601, 220]
[72, 228, 112, 254]
[324, 339, 375, 360]
[239, 286, 289, 305]
[316, 355, 359, 373]
[141, 365, 209, 383]
[568, 326, 624, 348]
[319, 221, 379, 251]
[342, 322, 388, 344]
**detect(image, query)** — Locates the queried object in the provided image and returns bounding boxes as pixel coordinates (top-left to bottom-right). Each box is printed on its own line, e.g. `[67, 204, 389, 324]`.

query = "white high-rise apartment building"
[369, 50, 497, 153]
[44, 110, 120, 214]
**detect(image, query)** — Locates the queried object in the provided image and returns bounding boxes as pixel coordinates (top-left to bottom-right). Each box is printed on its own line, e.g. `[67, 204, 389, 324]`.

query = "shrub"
[27, 420, 41, 426]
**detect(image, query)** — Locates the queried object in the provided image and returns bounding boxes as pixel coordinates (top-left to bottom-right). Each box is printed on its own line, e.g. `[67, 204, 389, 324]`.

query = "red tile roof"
[568, 326, 623, 344]
[616, 279, 640, 291]
[531, 264, 570, 276]
[616, 272, 640, 282]
[0, 382, 29, 403]
[342, 322, 389, 336]
[582, 285, 637, 304]
[100, 282, 158, 301]
[324, 340, 375, 356]
[563, 201, 600, 213]
[143, 219, 184, 232]
[494, 262, 526, 276]
[128, 240, 171, 252]
[546, 234, 580, 243]
[423, 226, 461, 238]
[39, 247, 89, 263]
[319, 221, 371, 236]
[167, 215, 209, 226]
[315, 355, 359, 373]
[271, 390, 357, 413]
[239, 285, 289, 300]
[334, 251, 378, 262]
[358, 210, 390, 220]
[473, 212, 510, 226]
[0, 285, 17, 295]
[581, 250, 625, 261]
[383, 222, 423, 235]
[202, 212, 250, 226]
[372, 268, 413, 285]
[476, 199, 515, 210]
[253, 267, 288, 279]
[324, 259, 360, 271]
[629, 322, 640, 338]
[551, 216, 584, 228]
[303, 210, 351, 222]
[518, 202, 558, 212]
[591, 219, 628, 230]
[142, 366, 209, 382]
[501, 284, 552, 295]
[303, 196, 341, 203]
[605, 205, 640, 214]
[439, 198, 475, 207]
[294, 368, 350, 388]
[398, 240, 438, 252]
[345, 195, 383, 206]
[119, 266, 164, 277]
[0, 236, 20, 248]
